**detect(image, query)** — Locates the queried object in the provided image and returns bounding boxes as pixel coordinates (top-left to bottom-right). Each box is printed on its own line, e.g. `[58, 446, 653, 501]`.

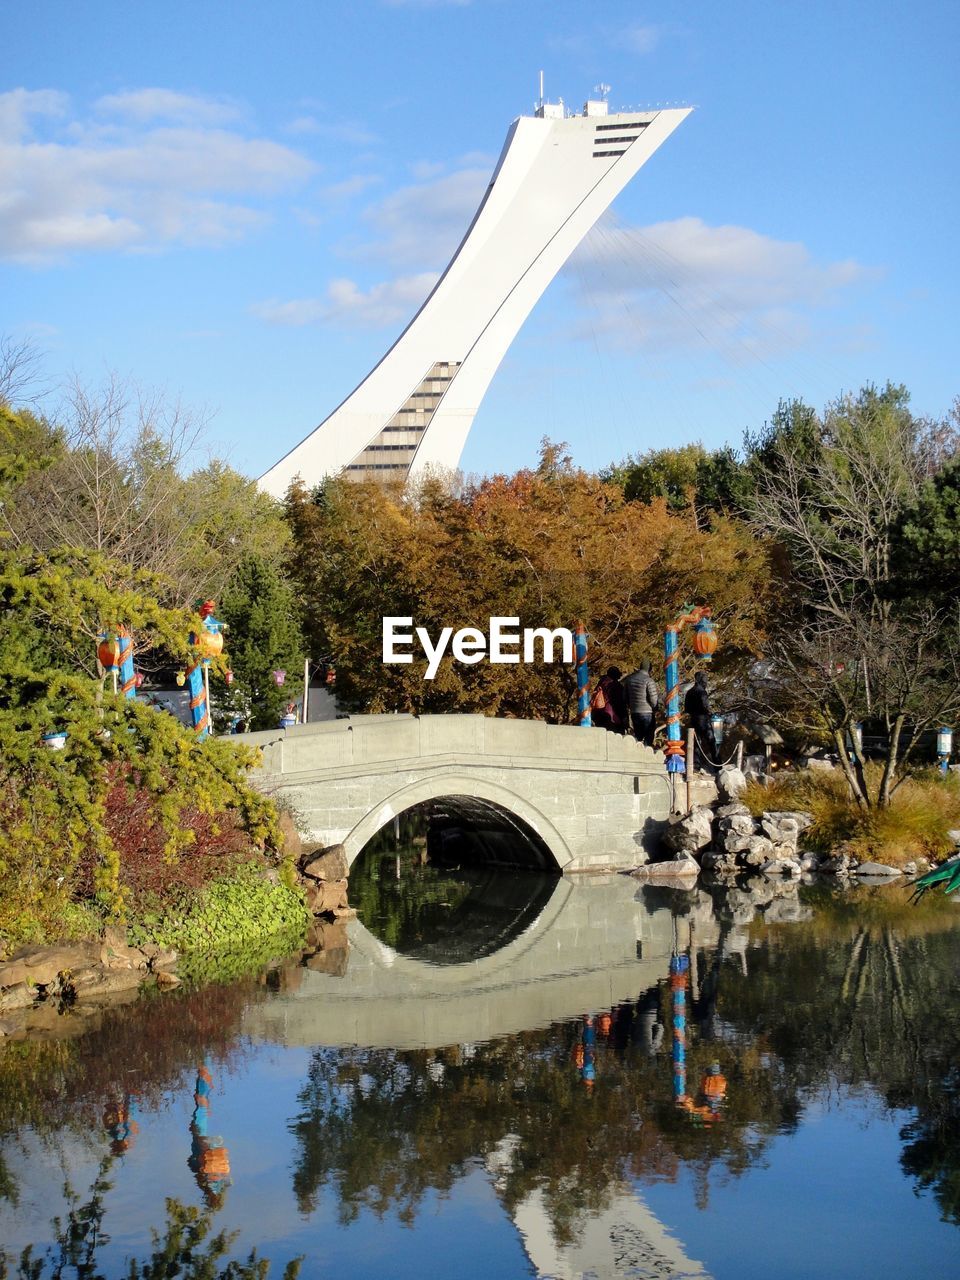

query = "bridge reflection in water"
[244, 872, 726, 1052]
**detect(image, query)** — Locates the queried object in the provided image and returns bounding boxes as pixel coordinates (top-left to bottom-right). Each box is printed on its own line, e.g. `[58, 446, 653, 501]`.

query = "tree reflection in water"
[290, 882, 960, 1237]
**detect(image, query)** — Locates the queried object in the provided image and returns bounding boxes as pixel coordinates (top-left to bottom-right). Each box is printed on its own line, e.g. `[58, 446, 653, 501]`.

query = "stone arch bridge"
[245, 714, 671, 873]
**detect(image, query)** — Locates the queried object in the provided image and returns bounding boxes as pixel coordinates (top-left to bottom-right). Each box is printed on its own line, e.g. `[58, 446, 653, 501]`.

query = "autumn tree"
[285, 443, 774, 720]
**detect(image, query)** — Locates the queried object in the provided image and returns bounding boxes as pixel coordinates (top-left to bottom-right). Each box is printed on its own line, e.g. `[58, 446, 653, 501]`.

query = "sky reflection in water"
[1, 859, 959, 1280]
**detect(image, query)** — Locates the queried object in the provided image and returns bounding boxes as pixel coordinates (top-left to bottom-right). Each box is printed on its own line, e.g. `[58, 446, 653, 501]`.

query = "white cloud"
[354, 166, 489, 268]
[0, 88, 316, 262]
[284, 116, 379, 146]
[568, 215, 877, 356]
[251, 271, 439, 329]
[621, 24, 660, 55]
[94, 89, 242, 127]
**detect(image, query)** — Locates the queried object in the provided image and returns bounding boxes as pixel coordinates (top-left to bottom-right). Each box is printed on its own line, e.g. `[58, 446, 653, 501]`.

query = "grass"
[741, 766, 960, 867]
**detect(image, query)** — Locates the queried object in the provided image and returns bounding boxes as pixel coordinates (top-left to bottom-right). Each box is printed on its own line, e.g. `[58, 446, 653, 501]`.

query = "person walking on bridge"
[623, 661, 659, 747]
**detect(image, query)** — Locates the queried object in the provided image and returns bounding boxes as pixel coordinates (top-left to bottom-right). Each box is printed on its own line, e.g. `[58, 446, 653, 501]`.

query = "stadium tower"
[259, 89, 690, 496]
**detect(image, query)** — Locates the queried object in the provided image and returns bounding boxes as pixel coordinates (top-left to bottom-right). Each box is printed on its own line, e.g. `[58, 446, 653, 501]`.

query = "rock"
[139, 944, 179, 971]
[68, 968, 144, 1000]
[99, 933, 150, 972]
[662, 807, 714, 853]
[800, 853, 820, 872]
[701, 850, 737, 874]
[304, 948, 349, 977]
[155, 970, 181, 988]
[805, 758, 836, 772]
[761, 858, 802, 877]
[0, 942, 98, 991]
[332, 906, 358, 921]
[721, 831, 756, 855]
[716, 766, 747, 803]
[301, 845, 350, 883]
[715, 802, 752, 820]
[854, 862, 902, 878]
[948, 830, 960, 848]
[0, 983, 37, 1013]
[819, 853, 851, 875]
[309, 879, 350, 914]
[718, 813, 757, 836]
[902, 861, 917, 877]
[278, 809, 303, 860]
[765, 810, 814, 832]
[739, 834, 775, 868]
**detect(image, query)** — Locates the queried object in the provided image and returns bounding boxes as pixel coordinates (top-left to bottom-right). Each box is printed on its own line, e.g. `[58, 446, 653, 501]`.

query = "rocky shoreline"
[0, 836, 355, 1041]
[640, 764, 931, 883]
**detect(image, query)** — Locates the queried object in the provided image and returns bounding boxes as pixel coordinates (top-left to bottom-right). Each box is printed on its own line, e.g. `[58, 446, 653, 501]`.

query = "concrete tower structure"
[259, 93, 691, 497]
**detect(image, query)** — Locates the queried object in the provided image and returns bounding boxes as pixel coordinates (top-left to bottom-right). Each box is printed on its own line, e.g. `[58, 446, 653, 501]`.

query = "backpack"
[591, 684, 607, 712]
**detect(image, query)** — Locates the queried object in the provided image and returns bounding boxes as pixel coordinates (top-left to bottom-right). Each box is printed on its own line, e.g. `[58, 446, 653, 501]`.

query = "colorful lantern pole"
[187, 602, 225, 740]
[575, 623, 591, 727]
[117, 624, 137, 700]
[663, 603, 714, 778]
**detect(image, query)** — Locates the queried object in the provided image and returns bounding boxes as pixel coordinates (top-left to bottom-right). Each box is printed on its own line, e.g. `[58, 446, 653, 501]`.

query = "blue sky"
[3, 0, 958, 480]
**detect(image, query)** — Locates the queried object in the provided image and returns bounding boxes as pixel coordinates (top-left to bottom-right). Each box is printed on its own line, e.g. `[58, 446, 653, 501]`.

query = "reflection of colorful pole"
[581, 1014, 596, 1090]
[103, 1095, 139, 1155]
[117, 625, 136, 699]
[670, 954, 689, 1104]
[575, 623, 591, 727]
[189, 1063, 231, 1208]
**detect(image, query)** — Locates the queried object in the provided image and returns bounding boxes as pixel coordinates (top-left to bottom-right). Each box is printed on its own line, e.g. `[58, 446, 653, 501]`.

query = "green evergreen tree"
[217, 555, 305, 731]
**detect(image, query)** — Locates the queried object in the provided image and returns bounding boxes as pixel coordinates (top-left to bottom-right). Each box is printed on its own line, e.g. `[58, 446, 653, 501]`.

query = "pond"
[2, 843, 959, 1279]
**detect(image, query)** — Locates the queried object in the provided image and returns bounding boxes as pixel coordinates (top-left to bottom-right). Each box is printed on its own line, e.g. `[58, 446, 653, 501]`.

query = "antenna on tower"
[594, 82, 611, 101]
[539, 70, 544, 107]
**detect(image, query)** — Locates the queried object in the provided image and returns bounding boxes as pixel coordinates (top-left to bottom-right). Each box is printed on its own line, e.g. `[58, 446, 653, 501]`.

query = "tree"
[747, 384, 960, 806]
[217, 555, 305, 731]
[284, 442, 774, 720]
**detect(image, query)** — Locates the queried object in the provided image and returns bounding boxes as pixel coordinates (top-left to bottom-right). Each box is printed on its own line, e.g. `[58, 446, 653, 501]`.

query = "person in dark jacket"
[623, 661, 659, 746]
[684, 670, 712, 771]
[592, 666, 628, 733]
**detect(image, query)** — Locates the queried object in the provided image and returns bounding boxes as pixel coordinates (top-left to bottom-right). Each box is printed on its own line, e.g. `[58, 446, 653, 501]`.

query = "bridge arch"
[341, 772, 575, 872]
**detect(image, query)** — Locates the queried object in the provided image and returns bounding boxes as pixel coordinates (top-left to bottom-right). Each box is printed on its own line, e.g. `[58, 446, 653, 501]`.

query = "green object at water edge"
[910, 854, 960, 902]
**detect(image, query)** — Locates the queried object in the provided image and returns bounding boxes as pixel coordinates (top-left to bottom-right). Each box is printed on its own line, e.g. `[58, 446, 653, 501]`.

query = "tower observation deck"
[259, 94, 691, 496]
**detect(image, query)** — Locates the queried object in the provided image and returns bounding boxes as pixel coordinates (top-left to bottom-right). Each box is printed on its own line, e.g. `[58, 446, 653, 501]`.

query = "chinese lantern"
[134, 672, 145, 688]
[197, 599, 217, 619]
[176, 671, 186, 687]
[224, 669, 234, 685]
[693, 617, 718, 661]
[98, 636, 121, 671]
[273, 669, 286, 687]
[197, 628, 224, 660]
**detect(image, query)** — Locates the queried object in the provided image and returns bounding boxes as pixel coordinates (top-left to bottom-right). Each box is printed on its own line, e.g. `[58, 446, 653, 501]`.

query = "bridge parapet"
[244, 714, 671, 873]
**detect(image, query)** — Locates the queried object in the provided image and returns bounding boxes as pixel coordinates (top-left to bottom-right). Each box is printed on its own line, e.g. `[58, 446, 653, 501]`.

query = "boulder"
[854, 862, 902, 878]
[799, 853, 820, 873]
[761, 858, 802, 878]
[301, 845, 349, 883]
[718, 813, 756, 836]
[0, 942, 98, 991]
[99, 931, 150, 973]
[306, 879, 350, 915]
[0, 983, 36, 1013]
[701, 850, 738, 874]
[278, 809, 303, 860]
[819, 853, 851, 875]
[721, 831, 756, 855]
[764, 810, 814, 832]
[715, 802, 752, 820]
[804, 758, 836, 772]
[716, 766, 748, 803]
[739, 834, 775, 868]
[662, 807, 714, 853]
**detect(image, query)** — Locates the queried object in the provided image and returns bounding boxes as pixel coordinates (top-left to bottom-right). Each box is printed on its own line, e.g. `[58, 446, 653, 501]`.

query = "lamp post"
[663, 604, 716, 809]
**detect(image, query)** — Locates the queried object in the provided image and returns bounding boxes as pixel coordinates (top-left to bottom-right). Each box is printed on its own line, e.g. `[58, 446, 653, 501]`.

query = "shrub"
[742, 767, 960, 866]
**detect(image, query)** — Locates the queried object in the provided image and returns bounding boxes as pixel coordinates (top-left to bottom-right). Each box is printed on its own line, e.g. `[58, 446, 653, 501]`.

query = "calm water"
[2, 851, 959, 1279]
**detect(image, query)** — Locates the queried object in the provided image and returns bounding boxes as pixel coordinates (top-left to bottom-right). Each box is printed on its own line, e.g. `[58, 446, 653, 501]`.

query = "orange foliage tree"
[285, 442, 774, 721]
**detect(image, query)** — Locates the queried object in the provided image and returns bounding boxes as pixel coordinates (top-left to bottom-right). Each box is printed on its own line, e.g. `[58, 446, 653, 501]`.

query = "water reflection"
[1, 879, 959, 1279]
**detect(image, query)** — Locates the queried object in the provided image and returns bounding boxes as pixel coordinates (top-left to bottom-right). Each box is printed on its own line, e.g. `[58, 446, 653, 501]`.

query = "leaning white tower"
[259, 91, 691, 496]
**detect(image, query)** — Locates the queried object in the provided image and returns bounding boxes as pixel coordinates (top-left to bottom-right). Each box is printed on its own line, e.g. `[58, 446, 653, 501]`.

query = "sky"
[3, 0, 958, 481]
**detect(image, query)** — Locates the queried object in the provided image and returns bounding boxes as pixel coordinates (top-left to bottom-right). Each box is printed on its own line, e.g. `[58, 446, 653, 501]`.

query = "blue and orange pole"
[575, 623, 591, 727]
[117, 625, 137, 700]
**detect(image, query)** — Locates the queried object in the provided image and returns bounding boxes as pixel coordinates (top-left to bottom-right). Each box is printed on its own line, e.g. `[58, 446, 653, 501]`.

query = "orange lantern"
[98, 635, 121, 670]
[197, 628, 224, 660]
[692, 617, 718, 661]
